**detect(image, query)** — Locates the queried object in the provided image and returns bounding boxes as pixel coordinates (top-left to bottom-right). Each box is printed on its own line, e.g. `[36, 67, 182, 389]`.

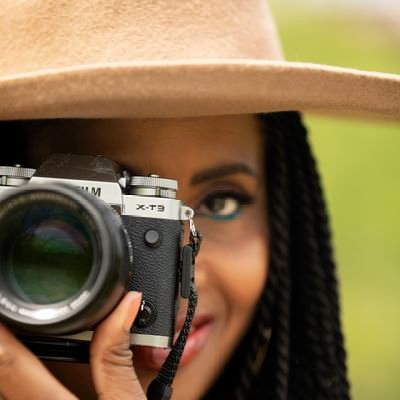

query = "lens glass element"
[3, 203, 94, 305]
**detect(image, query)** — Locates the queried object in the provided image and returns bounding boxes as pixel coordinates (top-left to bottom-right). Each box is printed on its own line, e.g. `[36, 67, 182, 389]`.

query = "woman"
[0, 1, 398, 399]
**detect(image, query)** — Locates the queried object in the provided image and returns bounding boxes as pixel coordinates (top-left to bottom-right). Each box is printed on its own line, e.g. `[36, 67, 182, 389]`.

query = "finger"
[90, 291, 146, 400]
[0, 324, 77, 400]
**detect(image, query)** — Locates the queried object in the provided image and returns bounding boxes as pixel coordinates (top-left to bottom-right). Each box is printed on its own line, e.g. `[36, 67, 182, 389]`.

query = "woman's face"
[26, 115, 268, 399]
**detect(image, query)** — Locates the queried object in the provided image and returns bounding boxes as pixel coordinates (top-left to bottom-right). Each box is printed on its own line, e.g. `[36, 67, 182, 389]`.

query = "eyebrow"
[190, 162, 256, 185]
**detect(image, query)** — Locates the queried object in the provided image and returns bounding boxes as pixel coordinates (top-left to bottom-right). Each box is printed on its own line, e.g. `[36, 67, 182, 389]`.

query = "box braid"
[204, 112, 350, 400]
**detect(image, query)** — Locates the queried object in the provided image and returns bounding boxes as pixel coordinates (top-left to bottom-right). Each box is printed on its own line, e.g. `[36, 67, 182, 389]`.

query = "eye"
[196, 190, 254, 221]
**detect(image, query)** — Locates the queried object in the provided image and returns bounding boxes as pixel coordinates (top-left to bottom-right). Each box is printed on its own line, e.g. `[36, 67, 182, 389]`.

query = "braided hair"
[204, 112, 351, 400]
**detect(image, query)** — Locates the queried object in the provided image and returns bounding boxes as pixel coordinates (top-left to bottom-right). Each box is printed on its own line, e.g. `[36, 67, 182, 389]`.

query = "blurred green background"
[269, 1, 400, 399]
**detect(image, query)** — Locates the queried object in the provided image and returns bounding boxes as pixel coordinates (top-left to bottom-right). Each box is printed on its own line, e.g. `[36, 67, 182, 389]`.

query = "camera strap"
[147, 218, 202, 400]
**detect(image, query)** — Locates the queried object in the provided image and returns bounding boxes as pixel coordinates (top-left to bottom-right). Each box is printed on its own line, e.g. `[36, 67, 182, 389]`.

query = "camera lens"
[3, 203, 94, 305]
[0, 184, 131, 334]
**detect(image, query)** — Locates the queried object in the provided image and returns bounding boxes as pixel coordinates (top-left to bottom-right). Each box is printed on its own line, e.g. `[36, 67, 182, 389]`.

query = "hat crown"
[1, 0, 283, 76]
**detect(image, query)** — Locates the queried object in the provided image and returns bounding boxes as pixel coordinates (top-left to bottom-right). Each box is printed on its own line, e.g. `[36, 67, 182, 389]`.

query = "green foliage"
[269, 4, 400, 399]
[276, 10, 399, 73]
[308, 117, 400, 400]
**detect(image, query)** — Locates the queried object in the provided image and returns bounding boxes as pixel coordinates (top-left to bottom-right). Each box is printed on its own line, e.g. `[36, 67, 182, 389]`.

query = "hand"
[0, 291, 146, 400]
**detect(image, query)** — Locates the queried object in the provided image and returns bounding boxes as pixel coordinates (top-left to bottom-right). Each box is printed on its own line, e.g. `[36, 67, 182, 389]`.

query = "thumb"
[90, 291, 146, 400]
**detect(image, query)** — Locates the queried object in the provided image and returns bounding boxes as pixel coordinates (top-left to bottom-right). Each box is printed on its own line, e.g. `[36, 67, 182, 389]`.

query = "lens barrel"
[0, 184, 131, 335]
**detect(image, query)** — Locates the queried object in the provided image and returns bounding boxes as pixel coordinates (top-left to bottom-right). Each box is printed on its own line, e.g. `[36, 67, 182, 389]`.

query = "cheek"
[221, 237, 267, 313]
[198, 231, 268, 315]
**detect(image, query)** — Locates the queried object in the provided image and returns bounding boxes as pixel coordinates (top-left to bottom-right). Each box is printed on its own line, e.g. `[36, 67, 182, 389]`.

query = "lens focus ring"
[0, 183, 130, 334]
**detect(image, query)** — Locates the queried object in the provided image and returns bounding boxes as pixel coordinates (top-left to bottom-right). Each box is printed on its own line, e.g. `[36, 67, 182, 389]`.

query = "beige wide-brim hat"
[0, 0, 399, 121]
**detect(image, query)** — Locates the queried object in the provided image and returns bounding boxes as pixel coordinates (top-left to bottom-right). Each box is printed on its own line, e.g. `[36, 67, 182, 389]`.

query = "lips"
[132, 314, 213, 371]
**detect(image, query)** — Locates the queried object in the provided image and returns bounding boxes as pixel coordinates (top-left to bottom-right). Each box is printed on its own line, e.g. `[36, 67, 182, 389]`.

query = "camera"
[0, 154, 195, 362]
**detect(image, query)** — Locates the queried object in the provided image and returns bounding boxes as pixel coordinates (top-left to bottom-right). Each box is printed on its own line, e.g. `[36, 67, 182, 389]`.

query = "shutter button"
[144, 229, 161, 247]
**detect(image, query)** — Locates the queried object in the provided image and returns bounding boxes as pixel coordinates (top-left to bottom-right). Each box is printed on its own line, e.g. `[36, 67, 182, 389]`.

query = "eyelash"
[195, 189, 255, 221]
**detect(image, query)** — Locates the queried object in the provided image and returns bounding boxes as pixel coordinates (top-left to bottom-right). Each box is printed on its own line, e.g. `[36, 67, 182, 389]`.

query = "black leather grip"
[122, 216, 182, 341]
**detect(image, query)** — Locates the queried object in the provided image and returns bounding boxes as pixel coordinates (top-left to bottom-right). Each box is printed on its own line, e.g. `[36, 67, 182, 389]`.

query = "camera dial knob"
[134, 300, 157, 329]
[128, 174, 178, 199]
[0, 165, 36, 187]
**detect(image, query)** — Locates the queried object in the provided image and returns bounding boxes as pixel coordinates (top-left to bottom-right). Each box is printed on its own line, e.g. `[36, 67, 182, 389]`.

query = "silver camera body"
[0, 154, 194, 361]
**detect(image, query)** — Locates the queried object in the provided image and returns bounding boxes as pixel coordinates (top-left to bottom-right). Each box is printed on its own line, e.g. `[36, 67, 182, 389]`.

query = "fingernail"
[123, 291, 142, 332]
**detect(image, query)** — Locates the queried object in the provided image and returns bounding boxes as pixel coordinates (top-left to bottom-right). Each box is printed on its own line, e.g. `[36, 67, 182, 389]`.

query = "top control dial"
[128, 174, 178, 199]
[0, 165, 36, 187]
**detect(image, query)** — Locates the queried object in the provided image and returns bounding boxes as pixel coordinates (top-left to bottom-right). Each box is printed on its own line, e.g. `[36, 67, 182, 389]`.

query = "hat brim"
[0, 60, 399, 121]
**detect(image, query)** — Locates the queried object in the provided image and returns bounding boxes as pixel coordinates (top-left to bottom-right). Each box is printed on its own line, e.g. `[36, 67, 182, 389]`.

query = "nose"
[193, 260, 206, 290]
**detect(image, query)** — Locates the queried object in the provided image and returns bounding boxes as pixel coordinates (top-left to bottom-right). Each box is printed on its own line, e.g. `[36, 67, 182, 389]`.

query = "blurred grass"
[274, 8, 399, 73]
[308, 117, 400, 400]
[269, 3, 400, 399]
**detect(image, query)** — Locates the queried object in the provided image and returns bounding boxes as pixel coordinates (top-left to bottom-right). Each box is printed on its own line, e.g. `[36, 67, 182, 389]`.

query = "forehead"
[27, 115, 263, 180]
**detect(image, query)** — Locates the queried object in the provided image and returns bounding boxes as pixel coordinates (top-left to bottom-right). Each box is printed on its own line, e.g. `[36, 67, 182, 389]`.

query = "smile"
[132, 314, 214, 370]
